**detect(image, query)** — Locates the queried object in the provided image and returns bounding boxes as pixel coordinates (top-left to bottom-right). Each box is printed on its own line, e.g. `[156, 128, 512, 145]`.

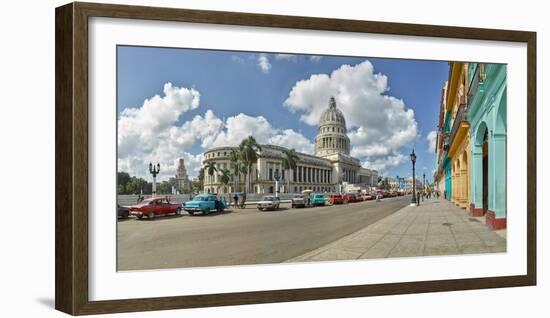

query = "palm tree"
[218, 168, 231, 194]
[229, 149, 241, 192]
[281, 148, 299, 193]
[204, 161, 217, 193]
[239, 136, 262, 193]
[197, 167, 205, 193]
[240, 164, 249, 193]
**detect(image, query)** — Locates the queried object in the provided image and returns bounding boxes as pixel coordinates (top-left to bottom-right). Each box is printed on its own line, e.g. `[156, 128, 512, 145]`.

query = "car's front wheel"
[148, 211, 155, 219]
[188, 211, 195, 216]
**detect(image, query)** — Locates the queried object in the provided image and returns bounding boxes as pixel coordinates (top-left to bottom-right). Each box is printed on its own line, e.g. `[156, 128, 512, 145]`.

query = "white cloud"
[118, 83, 206, 180]
[309, 56, 322, 62]
[118, 83, 315, 180]
[208, 113, 315, 154]
[283, 60, 418, 172]
[427, 130, 437, 153]
[257, 53, 271, 73]
[275, 54, 298, 62]
[268, 129, 314, 154]
[118, 82, 200, 159]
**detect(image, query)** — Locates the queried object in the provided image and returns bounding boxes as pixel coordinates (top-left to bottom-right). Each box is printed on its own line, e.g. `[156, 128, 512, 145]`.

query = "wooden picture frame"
[55, 1, 536, 315]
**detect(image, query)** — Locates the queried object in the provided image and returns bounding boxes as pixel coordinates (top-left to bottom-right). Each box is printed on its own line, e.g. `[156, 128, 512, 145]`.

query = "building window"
[294, 186, 297, 193]
[293, 168, 297, 182]
[282, 169, 285, 180]
[224, 152, 226, 156]
[269, 168, 273, 181]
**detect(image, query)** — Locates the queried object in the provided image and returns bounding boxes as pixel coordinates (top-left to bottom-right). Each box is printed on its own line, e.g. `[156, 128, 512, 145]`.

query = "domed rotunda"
[315, 97, 351, 156]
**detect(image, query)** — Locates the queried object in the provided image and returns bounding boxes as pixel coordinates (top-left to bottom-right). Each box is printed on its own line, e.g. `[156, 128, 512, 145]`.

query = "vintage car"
[183, 194, 226, 215]
[344, 193, 360, 203]
[329, 194, 345, 204]
[117, 204, 129, 219]
[311, 193, 326, 206]
[361, 193, 374, 201]
[128, 197, 182, 219]
[257, 196, 280, 211]
[291, 194, 306, 208]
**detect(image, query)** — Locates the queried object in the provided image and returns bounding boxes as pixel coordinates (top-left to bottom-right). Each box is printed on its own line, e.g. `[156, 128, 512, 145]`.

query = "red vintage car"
[344, 193, 360, 203]
[329, 194, 345, 204]
[128, 197, 182, 219]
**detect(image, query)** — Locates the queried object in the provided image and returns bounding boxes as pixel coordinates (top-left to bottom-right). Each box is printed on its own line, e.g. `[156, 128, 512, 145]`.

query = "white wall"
[0, 0, 547, 317]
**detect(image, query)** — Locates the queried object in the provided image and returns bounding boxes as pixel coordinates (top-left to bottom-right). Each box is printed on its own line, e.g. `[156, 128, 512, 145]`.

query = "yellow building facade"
[446, 62, 471, 209]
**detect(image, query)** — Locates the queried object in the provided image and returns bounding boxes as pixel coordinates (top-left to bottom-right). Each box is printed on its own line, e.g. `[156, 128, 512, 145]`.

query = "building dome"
[314, 97, 350, 157]
[320, 97, 347, 128]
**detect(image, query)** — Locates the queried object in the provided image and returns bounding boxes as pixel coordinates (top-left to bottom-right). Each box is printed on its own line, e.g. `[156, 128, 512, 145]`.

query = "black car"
[117, 204, 130, 219]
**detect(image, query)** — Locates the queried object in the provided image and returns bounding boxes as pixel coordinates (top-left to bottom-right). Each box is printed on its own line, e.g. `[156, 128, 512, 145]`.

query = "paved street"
[117, 196, 410, 270]
[287, 198, 506, 262]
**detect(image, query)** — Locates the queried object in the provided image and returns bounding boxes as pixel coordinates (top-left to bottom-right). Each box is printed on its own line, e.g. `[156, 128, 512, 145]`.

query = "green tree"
[281, 148, 299, 193]
[218, 168, 231, 194]
[204, 161, 217, 193]
[197, 167, 205, 192]
[239, 136, 262, 193]
[117, 171, 131, 193]
[156, 181, 172, 194]
[229, 149, 241, 192]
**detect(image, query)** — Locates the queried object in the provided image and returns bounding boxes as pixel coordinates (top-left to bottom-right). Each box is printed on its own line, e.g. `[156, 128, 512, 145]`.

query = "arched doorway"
[471, 121, 488, 216]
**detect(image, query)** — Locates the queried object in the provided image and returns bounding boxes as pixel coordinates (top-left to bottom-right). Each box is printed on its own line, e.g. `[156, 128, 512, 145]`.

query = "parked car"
[344, 193, 360, 203]
[329, 194, 345, 204]
[257, 196, 281, 211]
[311, 193, 326, 206]
[117, 204, 129, 219]
[291, 194, 306, 208]
[128, 197, 182, 219]
[183, 194, 226, 215]
[362, 193, 374, 201]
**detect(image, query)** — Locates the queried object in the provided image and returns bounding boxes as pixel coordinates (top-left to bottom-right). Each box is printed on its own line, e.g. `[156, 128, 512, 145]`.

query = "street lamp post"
[149, 162, 160, 196]
[410, 150, 417, 206]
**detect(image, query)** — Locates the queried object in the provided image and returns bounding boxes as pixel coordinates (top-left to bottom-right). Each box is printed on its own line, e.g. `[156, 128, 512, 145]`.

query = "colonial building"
[467, 63, 507, 229]
[433, 62, 507, 230]
[446, 62, 471, 209]
[434, 82, 448, 198]
[169, 158, 192, 194]
[202, 97, 378, 194]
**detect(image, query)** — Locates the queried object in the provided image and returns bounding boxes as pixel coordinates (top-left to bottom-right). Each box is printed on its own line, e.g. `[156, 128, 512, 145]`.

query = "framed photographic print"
[55, 2, 536, 315]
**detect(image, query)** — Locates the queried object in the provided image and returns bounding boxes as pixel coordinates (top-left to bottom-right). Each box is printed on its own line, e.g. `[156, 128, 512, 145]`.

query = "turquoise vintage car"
[311, 193, 326, 206]
[182, 194, 227, 215]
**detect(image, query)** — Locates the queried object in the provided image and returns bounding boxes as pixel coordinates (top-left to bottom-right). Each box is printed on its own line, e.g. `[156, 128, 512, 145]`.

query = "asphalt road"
[117, 196, 411, 270]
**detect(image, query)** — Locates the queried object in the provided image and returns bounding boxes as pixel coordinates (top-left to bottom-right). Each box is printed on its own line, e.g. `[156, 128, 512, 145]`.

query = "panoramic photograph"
[116, 46, 507, 271]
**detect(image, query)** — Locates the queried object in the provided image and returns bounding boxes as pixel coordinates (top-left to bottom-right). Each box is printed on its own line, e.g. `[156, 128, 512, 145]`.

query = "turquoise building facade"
[467, 63, 507, 229]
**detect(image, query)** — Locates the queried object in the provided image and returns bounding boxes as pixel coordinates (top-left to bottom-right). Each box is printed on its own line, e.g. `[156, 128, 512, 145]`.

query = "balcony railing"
[449, 100, 468, 147]
[468, 63, 486, 103]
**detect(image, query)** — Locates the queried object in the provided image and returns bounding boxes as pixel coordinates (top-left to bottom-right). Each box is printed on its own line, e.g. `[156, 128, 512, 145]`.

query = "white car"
[257, 196, 281, 211]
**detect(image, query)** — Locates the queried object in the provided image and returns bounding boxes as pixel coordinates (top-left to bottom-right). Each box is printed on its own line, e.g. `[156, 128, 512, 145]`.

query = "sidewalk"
[286, 198, 506, 262]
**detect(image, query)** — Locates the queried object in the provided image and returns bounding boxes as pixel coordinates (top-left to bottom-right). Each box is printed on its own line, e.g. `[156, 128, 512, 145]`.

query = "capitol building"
[202, 97, 378, 194]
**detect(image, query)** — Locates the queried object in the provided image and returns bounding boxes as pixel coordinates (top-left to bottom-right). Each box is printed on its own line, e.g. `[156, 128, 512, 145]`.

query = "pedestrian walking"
[416, 191, 421, 206]
[233, 193, 238, 208]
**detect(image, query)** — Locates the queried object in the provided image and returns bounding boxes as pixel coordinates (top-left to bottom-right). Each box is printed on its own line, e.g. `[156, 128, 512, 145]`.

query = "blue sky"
[117, 46, 449, 182]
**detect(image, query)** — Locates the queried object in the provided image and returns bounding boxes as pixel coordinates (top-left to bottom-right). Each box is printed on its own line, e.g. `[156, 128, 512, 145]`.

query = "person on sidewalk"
[416, 191, 420, 206]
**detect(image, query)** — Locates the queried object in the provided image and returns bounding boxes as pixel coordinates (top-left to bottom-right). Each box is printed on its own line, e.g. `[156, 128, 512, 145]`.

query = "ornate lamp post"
[149, 162, 160, 196]
[410, 150, 417, 206]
